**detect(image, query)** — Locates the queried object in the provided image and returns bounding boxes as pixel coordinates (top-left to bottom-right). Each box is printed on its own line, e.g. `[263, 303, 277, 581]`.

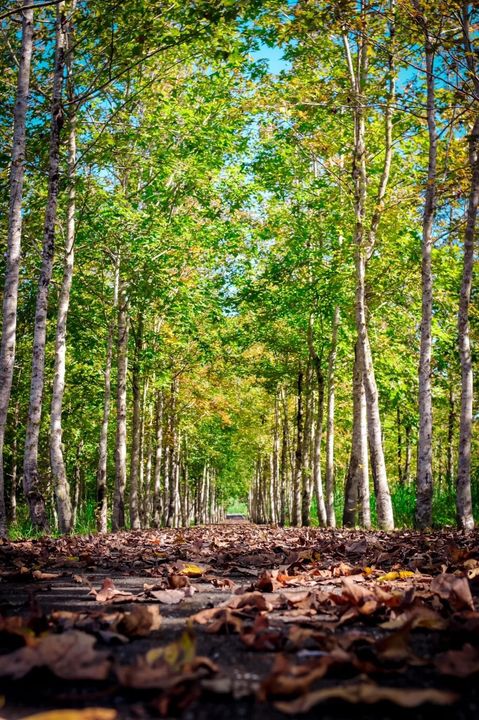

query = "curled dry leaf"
[377, 571, 415, 582]
[430, 573, 475, 611]
[32, 570, 61, 581]
[0, 630, 110, 680]
[89, 578, 136, 603]
[275, 681, 459, 713]
[177, 562, 205, 578]
[116, 604, 161, 637]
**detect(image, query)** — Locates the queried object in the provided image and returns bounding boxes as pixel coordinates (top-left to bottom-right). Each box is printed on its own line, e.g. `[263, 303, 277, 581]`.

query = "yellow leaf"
[146, 629, 196, 670]
[21, 710, 117, 720]
[377, 571, 415, 582]
[178, 562, 204, 577]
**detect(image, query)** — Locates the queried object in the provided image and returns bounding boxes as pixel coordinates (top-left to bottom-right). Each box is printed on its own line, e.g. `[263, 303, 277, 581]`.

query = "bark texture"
[0, 0, 34, 536]
[112, 274, 129, 531]
[23, 4, 67, 531]
[416, 29, 436, 530]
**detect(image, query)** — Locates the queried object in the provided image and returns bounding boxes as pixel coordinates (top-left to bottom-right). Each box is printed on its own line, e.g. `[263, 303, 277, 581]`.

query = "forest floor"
[0, 524, 478, 720]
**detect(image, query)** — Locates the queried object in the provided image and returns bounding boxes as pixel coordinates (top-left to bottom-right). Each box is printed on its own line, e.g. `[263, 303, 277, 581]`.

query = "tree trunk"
[129, 313, 143, 529]
[96, 256, 119, 532]
[325, 305, 339, 526]
[112, 273, 129, 531]
[416, 30, 437, 530]
[291, 369, 303, 526]
[446, 386, 455, 486]
[50, 11, 77, 534]
[279, 394, 288, 526]
[153, 390, 164, 527]
[23, 4, 67, 532]
[8, 400, 20, 524]
[301, 364, 313, 526]
[456, 110, 479, 528]
[343, 21, 393, 531]
[344, 342, 369, 527]
[0, 0, 34, 536]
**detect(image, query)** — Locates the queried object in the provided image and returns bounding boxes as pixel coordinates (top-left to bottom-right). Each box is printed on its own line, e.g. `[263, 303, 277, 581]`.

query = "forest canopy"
[0, 0, 478, 536]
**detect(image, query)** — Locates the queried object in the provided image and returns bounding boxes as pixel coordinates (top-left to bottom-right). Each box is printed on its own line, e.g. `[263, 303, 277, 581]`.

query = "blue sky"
[250, 44, 289, 74]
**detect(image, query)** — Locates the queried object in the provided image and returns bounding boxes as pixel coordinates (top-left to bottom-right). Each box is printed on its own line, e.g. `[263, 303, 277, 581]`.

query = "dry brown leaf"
[116, 604, 161, 637]
[89, 578, 136, 603]
[275, 682, 458, 713]
[430, 573, 474, 611]
[0, 630, 110, 680]
[148, 589, 185, 604]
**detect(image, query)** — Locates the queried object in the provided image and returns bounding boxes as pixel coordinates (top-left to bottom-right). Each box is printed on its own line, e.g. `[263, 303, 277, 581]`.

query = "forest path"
[0, 524, 478, 719]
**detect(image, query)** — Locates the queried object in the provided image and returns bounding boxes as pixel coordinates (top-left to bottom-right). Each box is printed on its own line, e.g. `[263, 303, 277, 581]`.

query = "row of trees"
[0, 0, 477, 535]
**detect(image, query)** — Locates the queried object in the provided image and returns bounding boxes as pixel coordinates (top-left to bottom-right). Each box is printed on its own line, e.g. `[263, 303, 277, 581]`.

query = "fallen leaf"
[116, 604, 161, 637]
[377, 571, 415, 582]
[32, 570, 61, 581]
[89, 578, 136, 603]
[21, 711, 117, 720]
[430, 573, 474, 611]
[0, 630, 110, 680]
[148, 589, 185, 604]
[177, 562, 205, 578]
[275, 682, 458, 713]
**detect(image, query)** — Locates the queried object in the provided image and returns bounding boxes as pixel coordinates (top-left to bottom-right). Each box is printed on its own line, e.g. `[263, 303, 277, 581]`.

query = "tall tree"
[23, 2, 68, 530]
[415, 3, 437, 529]
[0, 0, 34, 536]
[456, 1, 478, 530]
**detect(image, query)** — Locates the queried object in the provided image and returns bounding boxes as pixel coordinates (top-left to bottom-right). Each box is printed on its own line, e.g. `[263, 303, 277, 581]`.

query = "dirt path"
[0, 524, 478, 719]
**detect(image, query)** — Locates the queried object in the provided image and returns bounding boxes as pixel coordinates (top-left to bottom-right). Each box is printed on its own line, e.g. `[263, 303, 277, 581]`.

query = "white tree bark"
[153, 389, 164, 527]
[129, 313, 143, 529]
[112, 273, 129, 531]
[343, 11, 394, 531]
[96, 256, 119, 532]
[50, 4, 77, 534]
[0, 0, 34, 537]
[325, 305, 339, 527]
[416, 28, 437, 530]
[23, 3, 67, 531]
[456, 3, 479, 530]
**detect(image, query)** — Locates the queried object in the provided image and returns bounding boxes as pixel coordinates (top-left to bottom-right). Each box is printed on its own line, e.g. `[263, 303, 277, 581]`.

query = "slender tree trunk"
[112, 273, 129, 531]
[272, 396, 280, 523]
[96, 257, 119, 532]
[23, 4, 67, 532]
[291, 369, 303, 526]
[344, 342, 369, 527]
[397, 406, 402, 483]
[301, 364, 313, 526]
[325, 305, 339, 526]
[403, 424, 412, 486]
[129, 313, 143, 529]
[279, 395, 288, 526]
[0, 1, 34, 536]
[50, 11, 77, 533]
[153, 390, 164, 527]
[8, 400, 20, 524]
[416, 30, 437, 530]
[343, 21, 393, 531]
[446, 386, 455, 486]
[456, 114, 479, 529]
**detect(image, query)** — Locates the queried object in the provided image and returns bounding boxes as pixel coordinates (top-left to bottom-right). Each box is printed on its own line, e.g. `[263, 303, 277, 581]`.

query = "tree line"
[0, 0, 477, 536]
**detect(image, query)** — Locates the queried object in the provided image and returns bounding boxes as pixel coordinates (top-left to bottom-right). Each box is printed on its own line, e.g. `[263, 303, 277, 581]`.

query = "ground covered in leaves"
[0, 524, 478, 720]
